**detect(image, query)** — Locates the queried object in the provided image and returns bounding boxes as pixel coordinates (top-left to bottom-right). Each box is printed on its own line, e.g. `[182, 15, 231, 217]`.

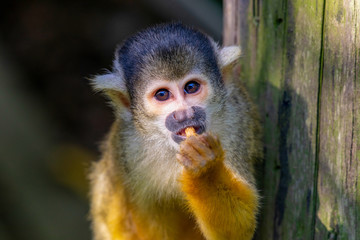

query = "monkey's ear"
[91, 73, 126, 91]
[218, 46, 242, 69]
[91, 73, 130, 109]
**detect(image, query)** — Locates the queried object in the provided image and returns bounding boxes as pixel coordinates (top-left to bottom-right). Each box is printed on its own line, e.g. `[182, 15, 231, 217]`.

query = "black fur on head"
[114, 23, 223, 104]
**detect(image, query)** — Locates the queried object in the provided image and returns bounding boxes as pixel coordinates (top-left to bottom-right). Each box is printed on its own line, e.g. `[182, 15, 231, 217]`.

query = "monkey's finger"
[202, 133, 220, 150]
[180, 140, 203, 162]
[186, 135, 215, 159]
[176, 153, 192, 169]
[201, 133, 224, 159]
[176, 152, 203, 175]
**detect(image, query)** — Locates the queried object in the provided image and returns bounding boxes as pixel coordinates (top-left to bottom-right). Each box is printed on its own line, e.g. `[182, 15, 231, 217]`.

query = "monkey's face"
[142, 73, 211, 145]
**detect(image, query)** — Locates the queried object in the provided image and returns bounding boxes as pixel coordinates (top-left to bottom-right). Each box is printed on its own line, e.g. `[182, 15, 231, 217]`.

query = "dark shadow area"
[0, 0, 222, 239]
[252, 82, 329, 240]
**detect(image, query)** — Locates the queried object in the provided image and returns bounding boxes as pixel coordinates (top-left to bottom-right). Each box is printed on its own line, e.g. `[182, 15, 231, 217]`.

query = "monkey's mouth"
[172, 125, 205, 143]
[175, 126, 200, 136]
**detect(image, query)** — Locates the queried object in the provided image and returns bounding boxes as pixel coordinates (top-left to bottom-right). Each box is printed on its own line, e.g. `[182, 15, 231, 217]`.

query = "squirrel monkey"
[89, 23, 262, 240]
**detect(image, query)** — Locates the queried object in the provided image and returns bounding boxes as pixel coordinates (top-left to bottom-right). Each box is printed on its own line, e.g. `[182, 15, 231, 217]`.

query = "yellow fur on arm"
[180, 161, 258, 240]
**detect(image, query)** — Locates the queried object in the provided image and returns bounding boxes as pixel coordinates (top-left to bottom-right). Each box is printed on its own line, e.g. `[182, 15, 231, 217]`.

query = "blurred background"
[0, 0, 222, 239]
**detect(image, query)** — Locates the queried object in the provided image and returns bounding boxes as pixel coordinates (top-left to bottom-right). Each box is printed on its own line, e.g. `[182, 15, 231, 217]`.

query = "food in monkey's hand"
[185, 127, 196, 137]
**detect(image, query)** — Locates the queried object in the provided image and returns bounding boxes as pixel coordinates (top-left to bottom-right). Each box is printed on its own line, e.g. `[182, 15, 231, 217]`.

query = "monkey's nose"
[173, 110, 187, 122]
[173, 108, 195, 122]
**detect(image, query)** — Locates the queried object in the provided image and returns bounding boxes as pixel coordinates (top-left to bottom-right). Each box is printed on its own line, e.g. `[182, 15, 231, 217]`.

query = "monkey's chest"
[129, 203, 205, 240]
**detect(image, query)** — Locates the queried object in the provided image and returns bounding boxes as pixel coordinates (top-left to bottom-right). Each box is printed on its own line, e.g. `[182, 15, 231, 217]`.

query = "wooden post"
[223, 0, 360, 239]
[316, 0, 360, 239]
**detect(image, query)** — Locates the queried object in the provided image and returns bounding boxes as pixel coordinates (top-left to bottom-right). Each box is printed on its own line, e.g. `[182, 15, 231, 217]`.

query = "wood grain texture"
[315, 0, 360, 239]
[224, 0, 360, 238]
[223, 0, 336, 239]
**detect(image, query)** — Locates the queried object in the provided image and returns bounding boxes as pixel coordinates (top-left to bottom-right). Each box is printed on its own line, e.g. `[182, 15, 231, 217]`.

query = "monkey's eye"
[154, 89, 170, 101]
[184, 81, 200, 94]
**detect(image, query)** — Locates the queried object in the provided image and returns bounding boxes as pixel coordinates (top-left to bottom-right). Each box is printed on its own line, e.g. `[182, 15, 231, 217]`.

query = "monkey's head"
[92, 23, 241, 149]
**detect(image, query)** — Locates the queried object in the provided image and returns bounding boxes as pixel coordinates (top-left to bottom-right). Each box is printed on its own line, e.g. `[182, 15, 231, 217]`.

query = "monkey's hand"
[177, 133, 258, 240]
[177, 133, 224, 177]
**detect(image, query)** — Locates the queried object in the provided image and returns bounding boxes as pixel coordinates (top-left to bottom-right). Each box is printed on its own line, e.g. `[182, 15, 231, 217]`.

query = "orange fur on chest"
[102, 179, 204, 240]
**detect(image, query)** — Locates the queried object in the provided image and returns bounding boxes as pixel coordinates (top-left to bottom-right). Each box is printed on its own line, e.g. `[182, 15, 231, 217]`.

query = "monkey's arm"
[177, 134, 258, 240]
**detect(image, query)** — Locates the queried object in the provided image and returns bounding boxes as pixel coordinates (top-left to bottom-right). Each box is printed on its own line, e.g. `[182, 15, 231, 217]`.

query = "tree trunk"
[223, 0, 360, 239]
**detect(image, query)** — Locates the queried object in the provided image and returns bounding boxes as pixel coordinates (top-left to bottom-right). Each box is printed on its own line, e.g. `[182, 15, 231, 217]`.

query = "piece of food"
[185, 127, 196, 137]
